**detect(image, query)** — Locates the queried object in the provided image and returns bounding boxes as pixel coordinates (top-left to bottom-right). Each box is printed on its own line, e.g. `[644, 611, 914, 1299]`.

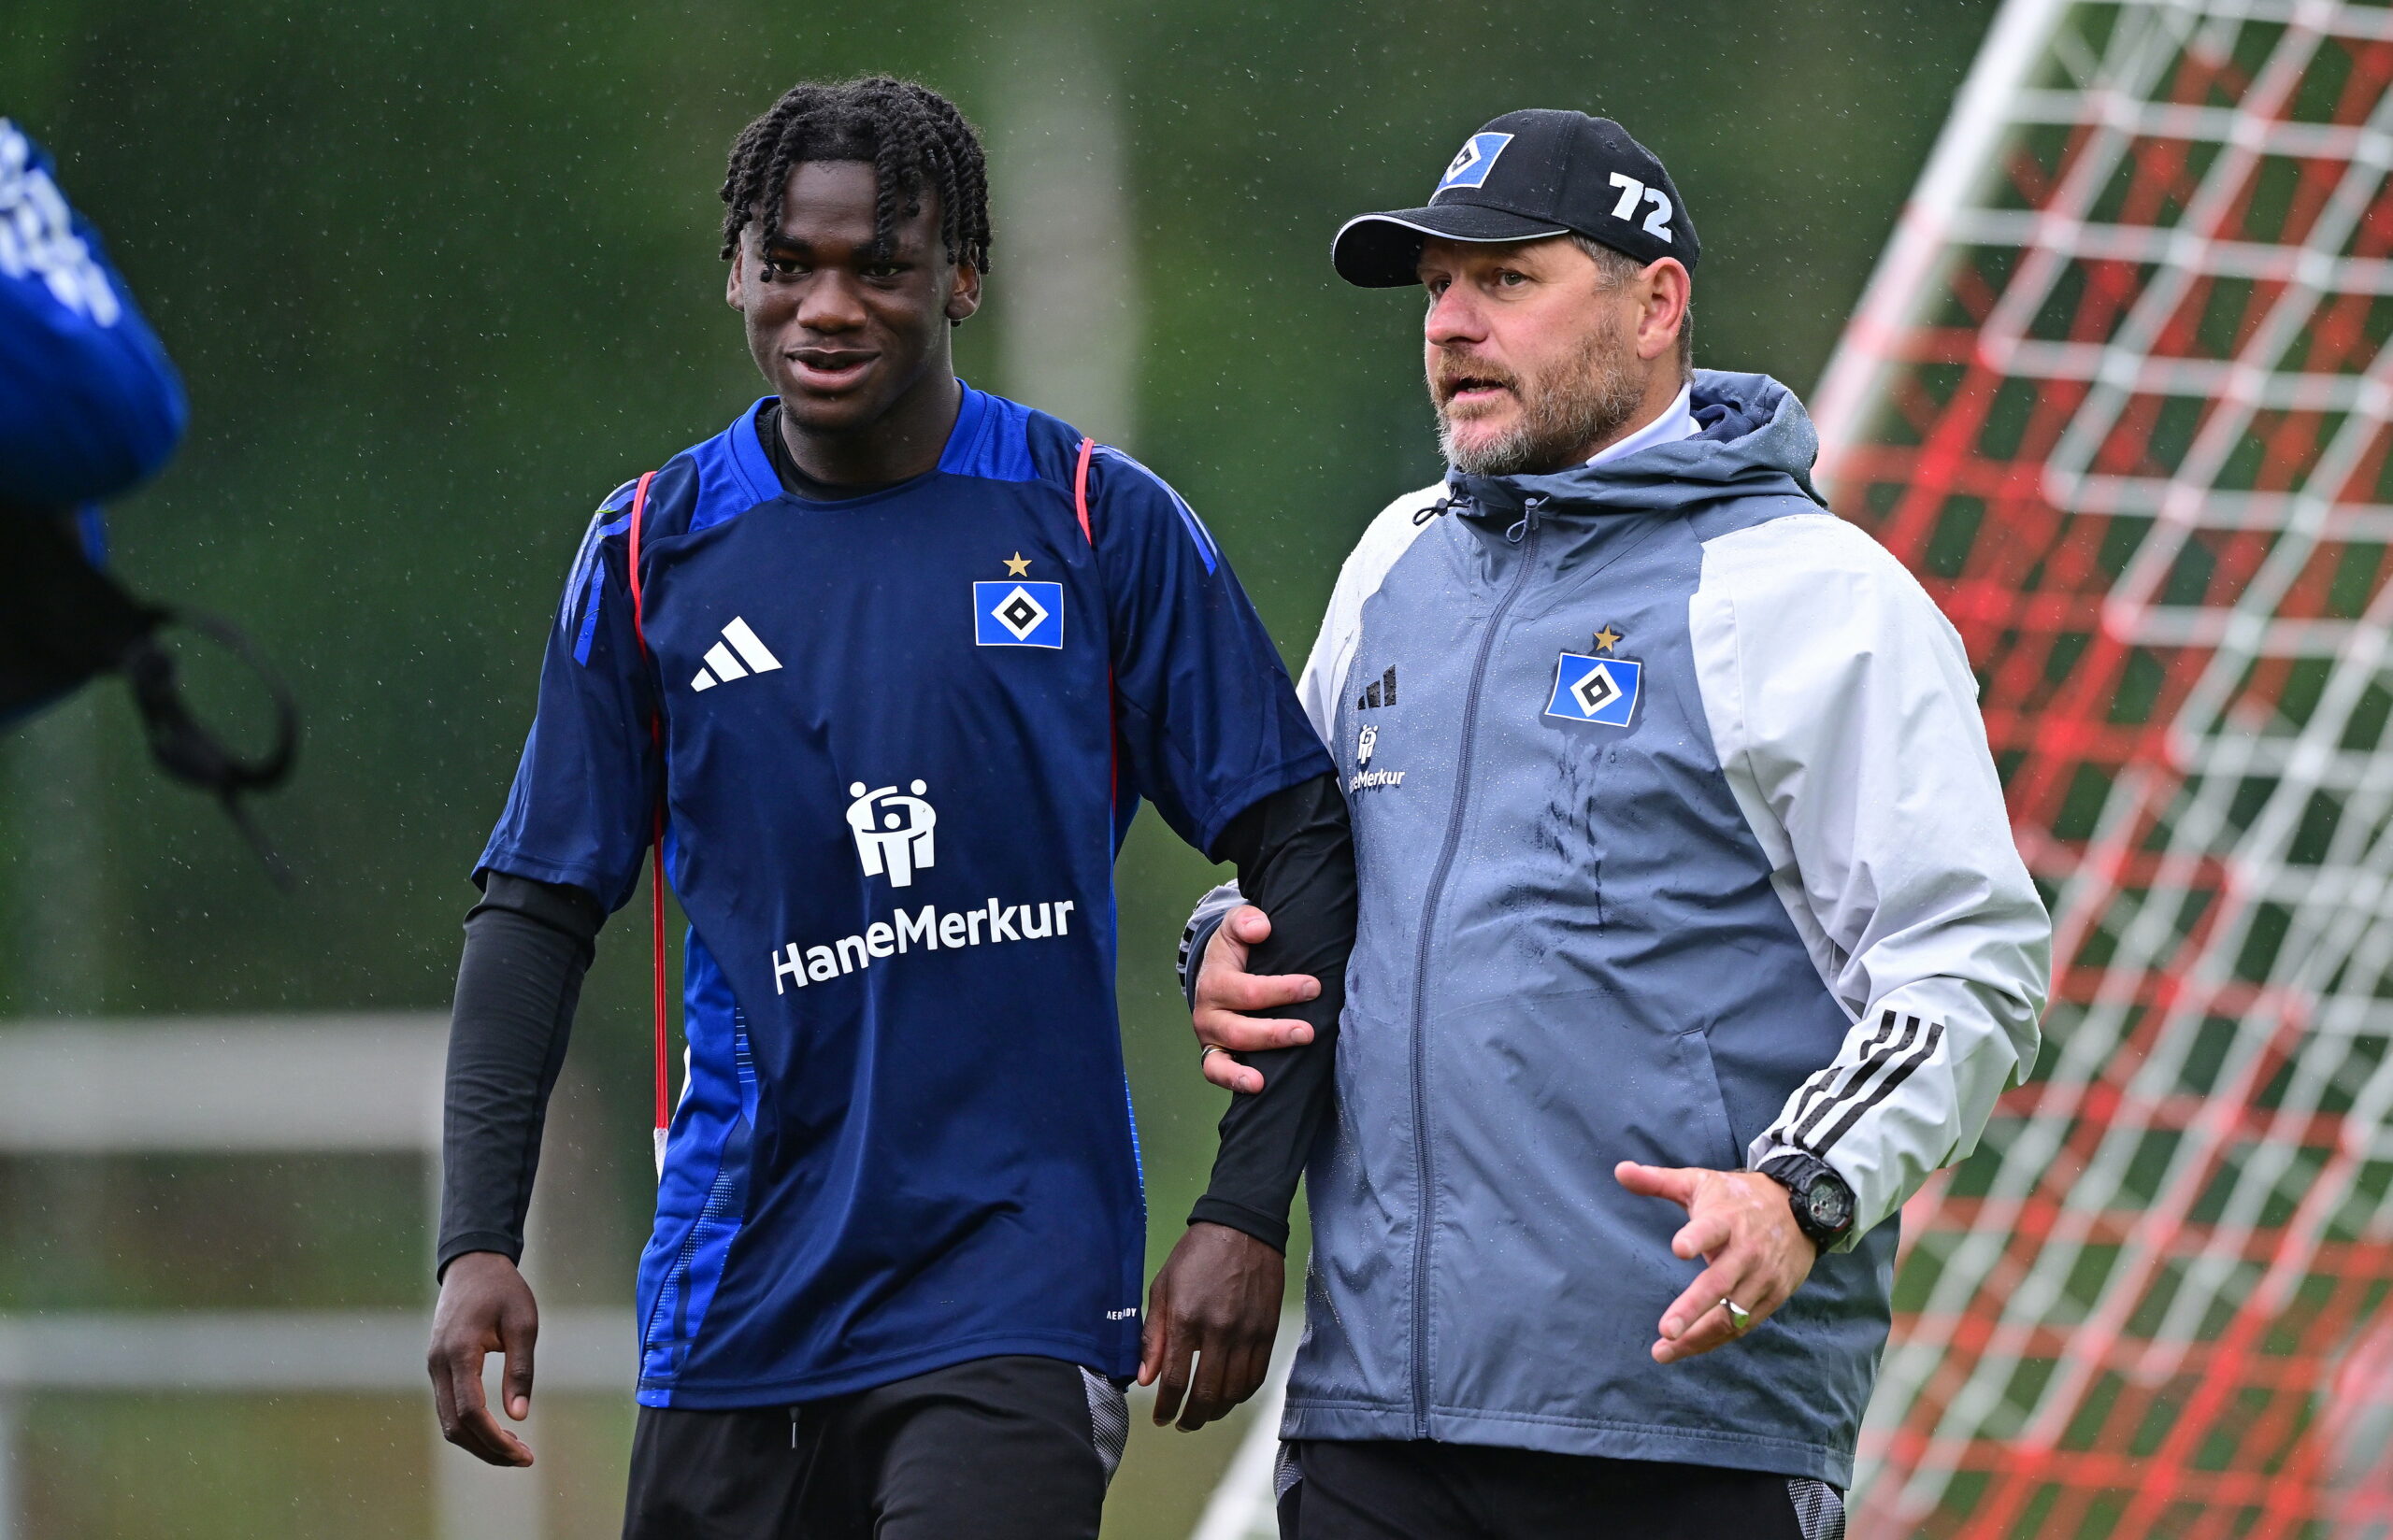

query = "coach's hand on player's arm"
[428, 1251, 540, 1466]
[1614, 1162, 1818, 1365]
[1191, 905, 1322, 1094]
[1139, 1221, 1283, 1431]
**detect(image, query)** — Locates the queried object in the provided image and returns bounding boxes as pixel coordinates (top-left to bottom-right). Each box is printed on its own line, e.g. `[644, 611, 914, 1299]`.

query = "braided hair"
[720, 78, 992, 275]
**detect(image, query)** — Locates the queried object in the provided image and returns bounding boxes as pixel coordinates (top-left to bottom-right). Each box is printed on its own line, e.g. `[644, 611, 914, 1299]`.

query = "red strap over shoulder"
[626, 470, 657, 654]
[1071, 436, 1117, 806]
[623, 469, 670, 1176]
[1072, 436, 1096, 546]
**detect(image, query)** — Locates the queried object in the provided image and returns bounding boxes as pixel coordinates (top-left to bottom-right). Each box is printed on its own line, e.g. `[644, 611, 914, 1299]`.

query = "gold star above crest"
[1594, 624, 1623, 654]
[1003, 551, 1032, 577]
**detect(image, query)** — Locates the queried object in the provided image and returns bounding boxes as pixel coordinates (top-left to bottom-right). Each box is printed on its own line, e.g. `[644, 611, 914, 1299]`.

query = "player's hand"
[1614, 1162, 1817, 1365]
[1138, 1221, 1282, 1431]
[1193, 905, 1321, 1093]
[428, 1250, 540, 1467]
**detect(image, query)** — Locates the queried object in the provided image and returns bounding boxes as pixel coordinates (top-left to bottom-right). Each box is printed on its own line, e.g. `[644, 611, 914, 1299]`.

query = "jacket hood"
[1446, 369, 1826, 520]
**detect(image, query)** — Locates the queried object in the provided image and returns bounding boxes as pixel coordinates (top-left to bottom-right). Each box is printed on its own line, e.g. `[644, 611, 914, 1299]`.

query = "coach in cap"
[1179, 109, 2051, 1536]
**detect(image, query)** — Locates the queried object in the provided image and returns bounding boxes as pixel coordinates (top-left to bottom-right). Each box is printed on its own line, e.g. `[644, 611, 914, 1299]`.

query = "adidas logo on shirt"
[690, 617, 782, 692]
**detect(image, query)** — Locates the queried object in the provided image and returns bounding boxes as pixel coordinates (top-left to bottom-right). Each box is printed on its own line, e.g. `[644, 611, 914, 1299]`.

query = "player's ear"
[726, 248, 747, 313]
[945, 261, 982, 326]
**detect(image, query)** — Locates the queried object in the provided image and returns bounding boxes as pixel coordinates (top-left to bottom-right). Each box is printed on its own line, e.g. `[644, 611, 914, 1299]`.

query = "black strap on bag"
[2, 506, 299, 887]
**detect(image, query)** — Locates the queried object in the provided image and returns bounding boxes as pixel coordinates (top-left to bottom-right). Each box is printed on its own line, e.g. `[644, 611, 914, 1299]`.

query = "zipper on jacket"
[1403, 497, 1544, 1437]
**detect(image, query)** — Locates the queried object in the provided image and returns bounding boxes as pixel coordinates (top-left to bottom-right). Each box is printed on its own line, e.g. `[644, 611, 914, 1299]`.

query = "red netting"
[1820, 5, 2393, 1535]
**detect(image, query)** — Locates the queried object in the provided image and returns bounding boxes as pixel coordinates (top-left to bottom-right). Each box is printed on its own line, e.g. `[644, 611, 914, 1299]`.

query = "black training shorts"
[1277, 1438, 1845, 1540]
[622, 1354, 1128, 1540]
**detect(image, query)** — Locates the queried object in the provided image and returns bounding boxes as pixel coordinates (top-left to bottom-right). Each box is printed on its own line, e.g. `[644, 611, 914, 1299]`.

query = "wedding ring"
[1721, 1297, 1755, 1336]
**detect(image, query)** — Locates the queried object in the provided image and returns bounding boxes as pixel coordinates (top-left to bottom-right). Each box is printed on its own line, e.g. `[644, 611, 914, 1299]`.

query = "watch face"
[1807, 1180, 1854, 1232]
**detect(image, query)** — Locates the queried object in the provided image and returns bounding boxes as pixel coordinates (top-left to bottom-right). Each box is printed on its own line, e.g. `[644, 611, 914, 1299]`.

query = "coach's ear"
[945, 261, 981, 326]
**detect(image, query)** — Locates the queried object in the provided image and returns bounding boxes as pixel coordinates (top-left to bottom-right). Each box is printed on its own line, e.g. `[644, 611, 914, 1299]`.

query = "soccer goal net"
[1812, 1, 2393, 1534]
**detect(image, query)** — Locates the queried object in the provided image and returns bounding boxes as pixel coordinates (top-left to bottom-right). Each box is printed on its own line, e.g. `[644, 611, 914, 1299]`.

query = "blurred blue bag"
[0, 119, 294, 880]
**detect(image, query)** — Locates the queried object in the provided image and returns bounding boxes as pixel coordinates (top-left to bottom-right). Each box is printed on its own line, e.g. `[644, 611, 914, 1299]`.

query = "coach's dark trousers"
[1278, 1438, 1838, 1540]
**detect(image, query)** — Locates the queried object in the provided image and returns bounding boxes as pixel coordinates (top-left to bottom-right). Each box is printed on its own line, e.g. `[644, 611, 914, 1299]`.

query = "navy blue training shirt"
[480, 386, 1332, 1407]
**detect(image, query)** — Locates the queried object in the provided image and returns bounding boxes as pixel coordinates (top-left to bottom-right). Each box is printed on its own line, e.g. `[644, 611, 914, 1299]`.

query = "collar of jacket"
[1442, 368, 1828, 526]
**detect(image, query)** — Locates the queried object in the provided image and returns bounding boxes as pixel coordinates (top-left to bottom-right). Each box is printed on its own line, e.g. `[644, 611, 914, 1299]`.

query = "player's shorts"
[621, 1354, 1128, 1540]
[1275, 1438, 1845, 1540]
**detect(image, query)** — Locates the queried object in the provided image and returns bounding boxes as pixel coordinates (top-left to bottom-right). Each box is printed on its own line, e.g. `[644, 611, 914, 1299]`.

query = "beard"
[1433, 317, 1648, 477]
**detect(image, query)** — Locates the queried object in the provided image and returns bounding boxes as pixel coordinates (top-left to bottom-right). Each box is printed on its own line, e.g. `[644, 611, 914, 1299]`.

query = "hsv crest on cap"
[1434, 133, 1513, 197]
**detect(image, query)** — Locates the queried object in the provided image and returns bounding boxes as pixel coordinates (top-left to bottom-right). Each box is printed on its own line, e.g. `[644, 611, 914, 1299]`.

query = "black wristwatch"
[1760, 1150, 1856, 1252]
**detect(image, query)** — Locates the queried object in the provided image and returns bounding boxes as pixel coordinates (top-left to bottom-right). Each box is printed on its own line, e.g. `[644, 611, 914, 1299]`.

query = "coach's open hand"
[428, 1250, 539, 1466]
[1192, 904, 1321, 1093]
[1139, 1221, 1282, 1430]
[1615, 1162, 1817, 1364]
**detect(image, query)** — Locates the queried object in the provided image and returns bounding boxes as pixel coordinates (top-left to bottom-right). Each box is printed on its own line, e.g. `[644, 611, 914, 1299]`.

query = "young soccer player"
[424, 78, 1353, 1538]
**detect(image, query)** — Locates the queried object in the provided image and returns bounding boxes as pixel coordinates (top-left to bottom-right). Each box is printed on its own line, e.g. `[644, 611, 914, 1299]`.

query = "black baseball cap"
[1331, 109, 1700, 288]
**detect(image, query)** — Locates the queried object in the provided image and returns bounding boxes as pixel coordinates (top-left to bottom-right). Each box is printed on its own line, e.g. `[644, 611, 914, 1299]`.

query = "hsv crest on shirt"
[974, 579, 1065, 648]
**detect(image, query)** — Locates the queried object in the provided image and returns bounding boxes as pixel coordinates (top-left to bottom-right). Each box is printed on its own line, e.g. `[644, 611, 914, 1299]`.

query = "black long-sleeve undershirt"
[434, 771, 1355, 1276]
[1186, 772, 1354, 1250]
[435, 872, 602, 1276]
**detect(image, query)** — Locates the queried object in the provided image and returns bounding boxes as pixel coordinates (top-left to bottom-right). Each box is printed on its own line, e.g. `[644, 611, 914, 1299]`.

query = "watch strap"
[1757, 1149, 1854, 1247]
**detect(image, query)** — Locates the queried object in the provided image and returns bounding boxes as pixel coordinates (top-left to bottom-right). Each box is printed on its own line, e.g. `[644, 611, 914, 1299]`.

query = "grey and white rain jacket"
[1182, 370, 2050, 1485]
